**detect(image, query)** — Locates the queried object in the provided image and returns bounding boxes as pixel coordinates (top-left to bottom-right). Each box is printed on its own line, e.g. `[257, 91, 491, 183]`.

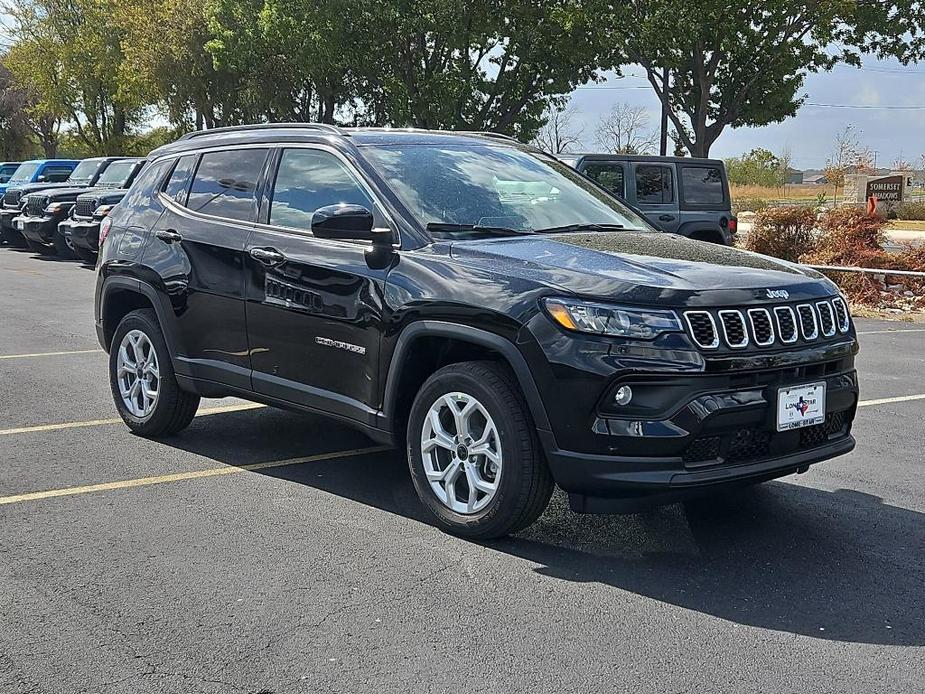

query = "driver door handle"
[154, 229, 183, 243]
[658, 214, 676, 222]
[249, 247, 286, 265]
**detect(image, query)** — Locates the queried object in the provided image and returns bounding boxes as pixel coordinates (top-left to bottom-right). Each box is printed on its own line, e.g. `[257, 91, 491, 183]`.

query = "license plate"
[777, 382, 826, 431]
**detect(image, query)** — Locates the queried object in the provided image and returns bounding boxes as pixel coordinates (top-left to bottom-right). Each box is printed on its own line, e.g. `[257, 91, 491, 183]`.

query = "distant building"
[785, 168, 803, 184]
[805, 174, 828, 185]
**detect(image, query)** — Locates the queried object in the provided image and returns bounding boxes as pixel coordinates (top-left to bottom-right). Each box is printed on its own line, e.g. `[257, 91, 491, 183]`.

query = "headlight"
[543, 298, 682, 339]
[45, 202, 66, 214]
[92, 204, 114, 218]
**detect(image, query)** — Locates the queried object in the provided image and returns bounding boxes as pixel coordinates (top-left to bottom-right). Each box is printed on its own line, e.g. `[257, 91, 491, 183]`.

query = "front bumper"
[540, 362, 859, 512]
[61, 218, 100, 252]
[16, 215, 59, 245]
[0, 207, 21, 232]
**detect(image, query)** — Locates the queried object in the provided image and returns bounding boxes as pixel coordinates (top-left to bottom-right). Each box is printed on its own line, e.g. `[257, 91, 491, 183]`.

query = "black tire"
[0, 226, 26, 247]
[73, 245, 97, 264]
[109, 308, 200, 436]
[407, 361, 554, 539]
[52, 230, 77, 259]
[25, 238, 55, 255]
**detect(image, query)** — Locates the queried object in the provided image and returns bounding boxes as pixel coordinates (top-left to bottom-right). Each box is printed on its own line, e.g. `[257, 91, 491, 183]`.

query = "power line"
[804, 102, 925, 109]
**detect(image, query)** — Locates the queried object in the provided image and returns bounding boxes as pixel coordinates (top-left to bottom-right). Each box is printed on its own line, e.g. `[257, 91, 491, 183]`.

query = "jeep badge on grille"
[766, 289, 790, 300]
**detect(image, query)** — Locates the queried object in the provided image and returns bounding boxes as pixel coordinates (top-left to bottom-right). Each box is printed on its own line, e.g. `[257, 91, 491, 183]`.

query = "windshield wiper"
[533, 223, 627, 234]
[426, 222, 535, 236]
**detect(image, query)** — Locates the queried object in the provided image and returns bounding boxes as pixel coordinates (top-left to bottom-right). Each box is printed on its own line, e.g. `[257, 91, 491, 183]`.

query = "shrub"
[743, 206, 817, 262]
[732, 195, 770, 215]
[803, 207, 924, 306]
[896, 201, 925, 221]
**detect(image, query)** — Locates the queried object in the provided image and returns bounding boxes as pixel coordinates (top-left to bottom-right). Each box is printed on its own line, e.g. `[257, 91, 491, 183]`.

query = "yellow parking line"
[0, 349, 103, 360]
[0, 446, 390, 506]
[857, 393, 925, 407]
[0, 402, 266, 437]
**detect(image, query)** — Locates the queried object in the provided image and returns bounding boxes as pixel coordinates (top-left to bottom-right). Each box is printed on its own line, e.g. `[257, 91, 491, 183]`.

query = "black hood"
[38, 186, 95, 202]
[7, 181, 90, 197]
[77, 187, 129, 204]
[448, 232, 837, 307]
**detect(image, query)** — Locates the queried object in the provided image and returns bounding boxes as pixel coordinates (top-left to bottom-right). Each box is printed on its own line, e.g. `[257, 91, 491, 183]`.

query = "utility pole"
[659, 66, 669, 156]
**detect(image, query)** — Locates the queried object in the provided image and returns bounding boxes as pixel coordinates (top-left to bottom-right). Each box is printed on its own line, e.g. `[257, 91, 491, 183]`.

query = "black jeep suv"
[94, 125, 859, 539]
[60, 158, 147, 262]
[7, 157, 129, 255]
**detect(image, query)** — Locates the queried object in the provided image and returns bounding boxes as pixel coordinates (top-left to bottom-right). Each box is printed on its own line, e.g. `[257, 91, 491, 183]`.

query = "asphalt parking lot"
[0, 246, 923, 694]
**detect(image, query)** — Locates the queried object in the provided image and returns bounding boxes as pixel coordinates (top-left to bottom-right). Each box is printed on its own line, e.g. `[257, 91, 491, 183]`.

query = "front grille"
[797, 304, 818, 340]
[682, 436, 721, 464]
[719, 310, 748, 348]
[726, 429, 771, 463]
[683, 298, 848, 351]
[25, 195, 48, 217]
[684, 311, 718, 349]
[799, 409, 849, 448]
[748, 308, 774, 346]
[3, 190, 23, 208]
[774, 306, 798, 343]
[73, 198, 98, 218]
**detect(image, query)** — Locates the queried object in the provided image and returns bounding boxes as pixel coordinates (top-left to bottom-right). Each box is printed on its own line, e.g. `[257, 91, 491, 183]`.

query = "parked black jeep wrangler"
[95, 125, 859, 539]
[6, 157, 129, 254]
[60, 158, 147, 262]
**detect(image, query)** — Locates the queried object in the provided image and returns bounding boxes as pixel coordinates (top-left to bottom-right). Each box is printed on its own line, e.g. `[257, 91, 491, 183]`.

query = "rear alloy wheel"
[109, 309, 200, 436]
[407, 361, 553, 539]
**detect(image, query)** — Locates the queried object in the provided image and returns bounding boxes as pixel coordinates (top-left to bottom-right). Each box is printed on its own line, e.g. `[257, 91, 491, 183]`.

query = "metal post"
[659, 67, 669, 156]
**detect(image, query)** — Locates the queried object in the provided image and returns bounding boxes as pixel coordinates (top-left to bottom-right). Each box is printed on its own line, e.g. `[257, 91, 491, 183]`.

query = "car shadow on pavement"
[165, 406, 924, 647]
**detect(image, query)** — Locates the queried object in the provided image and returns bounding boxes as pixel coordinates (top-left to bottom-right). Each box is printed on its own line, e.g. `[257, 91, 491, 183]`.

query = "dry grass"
[731, 183, 832, 202]
[886, 220, 925, 231]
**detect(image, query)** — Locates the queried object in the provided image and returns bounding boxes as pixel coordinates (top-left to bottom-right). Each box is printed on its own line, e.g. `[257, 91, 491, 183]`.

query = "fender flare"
[382, 320, 552, 434]
[100, 276, 179, 357]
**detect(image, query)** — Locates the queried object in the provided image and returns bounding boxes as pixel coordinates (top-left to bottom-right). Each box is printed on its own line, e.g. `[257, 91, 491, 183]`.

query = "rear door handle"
[154, 229, 182, 243]
[249, 247, 286, 265]
[658, 214, 676, 222]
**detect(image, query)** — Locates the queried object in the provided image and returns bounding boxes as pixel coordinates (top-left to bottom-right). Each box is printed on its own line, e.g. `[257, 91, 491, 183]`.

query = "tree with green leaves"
[725, 148, 785, 187]
[602, 0, 925, 157]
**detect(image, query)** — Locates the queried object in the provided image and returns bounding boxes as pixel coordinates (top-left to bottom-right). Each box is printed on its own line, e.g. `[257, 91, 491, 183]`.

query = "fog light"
[613, 385, 633, 406]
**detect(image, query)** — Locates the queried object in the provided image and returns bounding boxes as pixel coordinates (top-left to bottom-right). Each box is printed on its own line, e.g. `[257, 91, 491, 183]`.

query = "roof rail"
[455, 130, 521, 143]
[179, 122, 347, 141]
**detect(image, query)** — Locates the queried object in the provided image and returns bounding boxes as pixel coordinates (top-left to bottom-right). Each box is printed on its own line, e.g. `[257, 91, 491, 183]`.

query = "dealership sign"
[866, 175, 904, 202]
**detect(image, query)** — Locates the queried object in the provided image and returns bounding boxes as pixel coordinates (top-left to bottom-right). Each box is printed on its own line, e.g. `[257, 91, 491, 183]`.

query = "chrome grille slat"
[816, 301, 836, 337]
[25, 195, 47, 217]
[683, 311, 719, 349]
[773, 306, 798, 343]
[797, 304, 818, 340]
[718, 310, 749, 349]
[747, 308, 775, 346]
[831, 297, 850, 333]
[74, 198, 98, 218]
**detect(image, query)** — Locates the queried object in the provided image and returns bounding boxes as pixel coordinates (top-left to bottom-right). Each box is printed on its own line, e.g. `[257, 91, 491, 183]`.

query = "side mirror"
[311, 204, 389, 243]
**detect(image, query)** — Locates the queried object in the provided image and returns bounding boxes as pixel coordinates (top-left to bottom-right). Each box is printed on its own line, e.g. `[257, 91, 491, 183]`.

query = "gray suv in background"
[559, 154, 736, 244]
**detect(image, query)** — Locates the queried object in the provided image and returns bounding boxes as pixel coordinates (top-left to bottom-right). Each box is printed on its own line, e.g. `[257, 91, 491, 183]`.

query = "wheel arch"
[99, 277, 177, 355]
[382, 321, 552, 437]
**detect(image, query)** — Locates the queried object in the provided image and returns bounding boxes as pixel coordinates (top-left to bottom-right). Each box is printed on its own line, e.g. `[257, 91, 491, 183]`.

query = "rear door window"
[44, 166, 74, 182]
[680, 166, 725, 206]
[269, 148, 374, 232]
[187, 148, 269, 222]
[582, 162, 625, 198]
[162, 155, 198, 205]
[635, 164, 674, 204]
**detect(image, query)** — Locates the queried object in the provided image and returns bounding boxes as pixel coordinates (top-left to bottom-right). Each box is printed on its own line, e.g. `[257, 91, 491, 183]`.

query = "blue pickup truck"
[0, 162, 23, 193]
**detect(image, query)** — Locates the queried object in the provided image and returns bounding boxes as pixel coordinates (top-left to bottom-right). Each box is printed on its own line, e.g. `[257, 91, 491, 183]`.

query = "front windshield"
[362, 144, 652, 238]
[67, 160, 102, 185]
[10, 162, 39, 182]
[94, 160, 137, 186]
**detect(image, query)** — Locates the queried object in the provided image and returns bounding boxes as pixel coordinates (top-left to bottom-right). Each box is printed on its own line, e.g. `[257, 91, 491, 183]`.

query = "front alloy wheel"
[116, 329, 160, 418]
[421, 392, 502, 514]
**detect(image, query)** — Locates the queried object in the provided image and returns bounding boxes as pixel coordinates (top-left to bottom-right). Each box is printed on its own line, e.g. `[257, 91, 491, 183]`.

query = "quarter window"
[681, 166, 725, 205]
[187, 148, 269, 222]
[582, 163, 625, 198]
[635, 165, 674, 204]
[269, 148, 374, 231]
[163, 155, 197, 205]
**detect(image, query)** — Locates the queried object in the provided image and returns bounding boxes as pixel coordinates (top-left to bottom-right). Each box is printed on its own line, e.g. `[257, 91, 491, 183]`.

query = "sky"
[568, 59, 925, 170]
[2, 11, 923, 169]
